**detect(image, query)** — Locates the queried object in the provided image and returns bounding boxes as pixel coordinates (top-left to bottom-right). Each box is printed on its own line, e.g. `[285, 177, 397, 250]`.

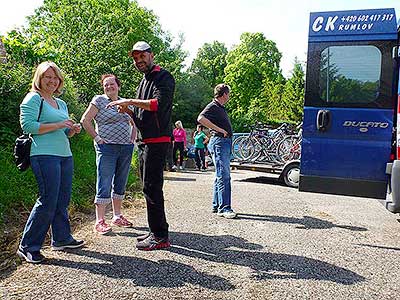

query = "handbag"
[14, 98, 44, 171]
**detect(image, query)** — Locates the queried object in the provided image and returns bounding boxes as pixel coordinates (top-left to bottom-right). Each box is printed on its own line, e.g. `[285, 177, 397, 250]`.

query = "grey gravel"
[1, 168, 400, 300]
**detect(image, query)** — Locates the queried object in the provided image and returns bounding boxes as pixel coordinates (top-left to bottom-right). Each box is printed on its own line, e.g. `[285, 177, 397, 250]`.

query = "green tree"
[280, 58, 305, 122]
[173, 72, 211, 127]
[224, 32, 283, 130]
[14, 0, 186, 102]
[1, 0, 189, 143]
[190, 41, 228, 89]
[262, 78, 286, 122]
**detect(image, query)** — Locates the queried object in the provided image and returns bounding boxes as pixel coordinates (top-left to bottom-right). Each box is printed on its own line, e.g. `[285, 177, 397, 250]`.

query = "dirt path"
[1, 168, 400, 300]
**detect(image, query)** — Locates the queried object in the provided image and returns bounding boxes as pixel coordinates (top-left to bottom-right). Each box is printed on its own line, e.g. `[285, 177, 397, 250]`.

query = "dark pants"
[173, 141, 185, 166]
[138, 143, 169, 238]
[164, 142, 174, 170]
[194, 147, 206, 169]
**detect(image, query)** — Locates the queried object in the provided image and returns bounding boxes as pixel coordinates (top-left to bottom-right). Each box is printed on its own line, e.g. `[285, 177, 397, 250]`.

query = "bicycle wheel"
[277, 136, 300, 163]
[231, 135, 247, 161]
[238, 137, 256, 161]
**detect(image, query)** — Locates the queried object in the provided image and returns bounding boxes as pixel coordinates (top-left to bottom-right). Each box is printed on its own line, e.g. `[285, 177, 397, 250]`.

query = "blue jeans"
[20, 155, 74, 252]
[208, 136, 232, 212]
[95, 143, 134, 204]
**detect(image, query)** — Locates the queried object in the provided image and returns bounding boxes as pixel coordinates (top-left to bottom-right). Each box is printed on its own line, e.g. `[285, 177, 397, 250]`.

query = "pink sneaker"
[94, 219, 112, 235]
[112, 215, 133, 228]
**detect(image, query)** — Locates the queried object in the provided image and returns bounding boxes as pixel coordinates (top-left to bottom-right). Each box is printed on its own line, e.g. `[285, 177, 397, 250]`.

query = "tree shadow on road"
[45, 229, 365, 287]
[235, 213, 368, 231]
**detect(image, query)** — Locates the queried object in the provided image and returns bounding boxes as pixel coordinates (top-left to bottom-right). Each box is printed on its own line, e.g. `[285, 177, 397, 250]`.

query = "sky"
[1, 0, 399, 78]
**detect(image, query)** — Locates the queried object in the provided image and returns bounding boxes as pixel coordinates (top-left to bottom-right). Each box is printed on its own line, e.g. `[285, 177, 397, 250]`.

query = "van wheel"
[282, 162, 300, 188]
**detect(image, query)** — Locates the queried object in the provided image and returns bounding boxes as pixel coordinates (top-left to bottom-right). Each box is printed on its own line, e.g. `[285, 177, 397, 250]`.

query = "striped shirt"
[91, 95, 133, 144]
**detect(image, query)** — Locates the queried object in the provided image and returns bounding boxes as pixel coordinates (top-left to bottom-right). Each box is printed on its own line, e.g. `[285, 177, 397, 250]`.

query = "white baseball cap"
[128, 41, 152, 56]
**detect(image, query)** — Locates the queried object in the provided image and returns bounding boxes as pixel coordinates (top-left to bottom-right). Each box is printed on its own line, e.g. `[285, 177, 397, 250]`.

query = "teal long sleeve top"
[20, 92, 72, 157]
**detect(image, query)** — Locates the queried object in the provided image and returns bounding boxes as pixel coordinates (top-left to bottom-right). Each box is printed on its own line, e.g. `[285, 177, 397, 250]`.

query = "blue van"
[299, 8, 400, 211]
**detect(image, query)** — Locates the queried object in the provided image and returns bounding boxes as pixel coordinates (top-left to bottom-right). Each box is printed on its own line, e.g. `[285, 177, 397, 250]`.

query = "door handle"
[316, 110, 331, 132]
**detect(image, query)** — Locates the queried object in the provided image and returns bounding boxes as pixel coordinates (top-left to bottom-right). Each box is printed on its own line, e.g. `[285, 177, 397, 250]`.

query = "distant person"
[106, 41, 174, 251]
[193, 124, 209, 171]
[18, 61, 84, 264]
[80, 74, 135, 235]
[172, 120, 187, 170]
[197, 84, 236, 219]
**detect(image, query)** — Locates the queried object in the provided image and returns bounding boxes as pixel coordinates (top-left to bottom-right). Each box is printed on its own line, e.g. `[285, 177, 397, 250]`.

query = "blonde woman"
[18, 61, 84, 264]
[172, 120, 187, 170]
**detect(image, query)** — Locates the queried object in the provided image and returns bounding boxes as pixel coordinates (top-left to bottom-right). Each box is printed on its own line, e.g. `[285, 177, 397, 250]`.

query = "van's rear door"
[299, 8, 398, 199]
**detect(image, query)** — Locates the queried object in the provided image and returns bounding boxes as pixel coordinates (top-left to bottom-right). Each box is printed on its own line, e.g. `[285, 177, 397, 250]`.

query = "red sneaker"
[136, 233, 170, 251]
[94, 219, 112, 235]
[112, 215, 133, 228]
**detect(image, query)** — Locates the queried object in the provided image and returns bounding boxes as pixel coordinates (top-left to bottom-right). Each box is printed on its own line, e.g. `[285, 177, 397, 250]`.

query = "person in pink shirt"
[172, 120, 187, 170]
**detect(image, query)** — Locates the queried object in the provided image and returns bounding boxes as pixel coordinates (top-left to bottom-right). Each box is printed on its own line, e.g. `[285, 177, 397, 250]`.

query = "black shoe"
[17, 247, 45, 264]
[136, 233, 170, 251]
[212, 207, 218, 213]
[52, 239, 85, 251]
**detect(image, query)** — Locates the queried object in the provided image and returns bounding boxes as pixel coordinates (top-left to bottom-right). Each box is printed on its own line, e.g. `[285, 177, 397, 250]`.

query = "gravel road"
[1, 168, 400, 300]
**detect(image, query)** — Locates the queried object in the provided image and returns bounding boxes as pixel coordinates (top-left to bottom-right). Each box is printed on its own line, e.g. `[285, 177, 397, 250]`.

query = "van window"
[319, 46, 381, 104]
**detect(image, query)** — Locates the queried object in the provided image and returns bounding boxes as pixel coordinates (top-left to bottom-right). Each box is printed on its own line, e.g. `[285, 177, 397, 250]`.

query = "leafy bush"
[0, 145, 38, 223]
[0, 61, 32, 144]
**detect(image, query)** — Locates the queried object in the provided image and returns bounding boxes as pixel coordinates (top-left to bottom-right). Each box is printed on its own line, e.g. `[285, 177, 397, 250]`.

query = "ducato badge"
[343, 121, 389, 132]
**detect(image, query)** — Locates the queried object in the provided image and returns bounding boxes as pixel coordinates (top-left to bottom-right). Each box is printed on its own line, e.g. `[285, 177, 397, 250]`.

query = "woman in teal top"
[193, 124, 209, 170]
[17, 61, 84, 264]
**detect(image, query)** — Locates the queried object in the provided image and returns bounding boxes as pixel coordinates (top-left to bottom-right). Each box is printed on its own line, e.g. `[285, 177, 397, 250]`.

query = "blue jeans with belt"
[19, 155, 74, 252]
[208, 136, 232, 212]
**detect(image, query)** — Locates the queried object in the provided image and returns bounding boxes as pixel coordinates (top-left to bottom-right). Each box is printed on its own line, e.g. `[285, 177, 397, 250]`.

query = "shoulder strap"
[37, 97, 44, 122]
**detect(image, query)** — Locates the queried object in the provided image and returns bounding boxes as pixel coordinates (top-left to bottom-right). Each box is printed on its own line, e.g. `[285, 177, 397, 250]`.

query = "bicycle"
[237, 123, 294, 164]
[276, 124, 302, 163]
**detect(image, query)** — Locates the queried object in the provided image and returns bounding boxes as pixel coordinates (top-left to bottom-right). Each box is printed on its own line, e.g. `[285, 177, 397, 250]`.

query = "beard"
[135, 62, 152, 74]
